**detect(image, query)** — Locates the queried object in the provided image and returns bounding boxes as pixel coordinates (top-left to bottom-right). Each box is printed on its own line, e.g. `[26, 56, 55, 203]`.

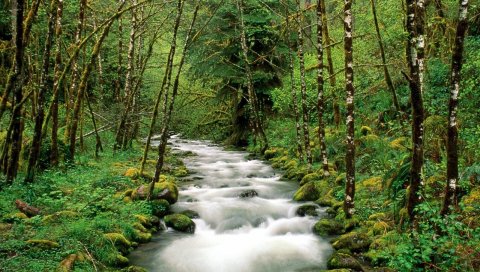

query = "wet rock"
[293, 181, 326, 201]
[239, 189, 258, 198]
[332, 232, 372, 252]
[164, 214, 196, 233]
[327, 252, 363, 271]
[150, 199, 170, 217]
[104, 233, 132, 254]
[296, 204, 320, 217]
[180, 209, 200, 219]
[313, 219, 344, 236]
[153, 182, 179, 204]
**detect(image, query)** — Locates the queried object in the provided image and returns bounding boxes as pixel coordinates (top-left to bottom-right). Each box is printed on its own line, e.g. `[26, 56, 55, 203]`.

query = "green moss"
[293, 181, 320, 201]
[327, 252, 363, 270]
[124, 168, 140, 179]
[296, 204, 319, 217]
[313, 219, 344, 236]
[332, 231, 372, 252]
[41, 211, 78, 224]
[153, 182, 179, 204]
[132, 230, 152, 243]
[26, 239, 60, 249]
[122, 266, 148, 272]
[173, 165, 189, 177]
[300, 172, 321, 186]
[164, 214, 196, 233]
[104, 233, 132, 253]
[335, 173, 346, 185]
[360, 125, 373, 136]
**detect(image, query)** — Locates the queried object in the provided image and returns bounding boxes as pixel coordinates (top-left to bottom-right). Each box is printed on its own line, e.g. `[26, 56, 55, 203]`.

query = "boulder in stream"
[332, 231, 372, 252]
[327, 252, 363, 271]
[179, 209, 200, 219]
[164, 214, 196, 233]
[296, 204, 320, 217]
[313, 218, 344, 236]
[238, 189, 258, 198]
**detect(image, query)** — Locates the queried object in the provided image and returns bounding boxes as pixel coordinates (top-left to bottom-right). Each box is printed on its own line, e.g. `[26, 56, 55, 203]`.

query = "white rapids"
[130, 136, 333, 272]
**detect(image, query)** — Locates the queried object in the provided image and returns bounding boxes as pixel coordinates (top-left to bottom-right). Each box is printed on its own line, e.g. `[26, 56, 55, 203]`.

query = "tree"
[441, 0, 470, 215]
[343, 0, 355, 219]
[404, 0, 426, 223]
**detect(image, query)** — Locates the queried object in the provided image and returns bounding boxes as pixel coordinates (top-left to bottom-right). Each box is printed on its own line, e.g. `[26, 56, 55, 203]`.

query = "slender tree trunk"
[149, 0, 190, 196]
[237, 0, 268, 154]
[441, 0, 469, 216]
[85, 91, 103, 158]
[405, 0, 425, 223]
[69, 2, 125, 162]
[319, 0, 340, 129]
[114, 0, 137, 151]
[370, 0, 401, 114]
[140, 10, 182, 174]
[4, 0, 25, 183]
[296, 0, 313, 166]
[25, 0, 57, 182]
[316, 0, 329, 176]
[116, 7, 123, 102]
[343, 0, 355, 219]
[285, 8, 303, 160]
[65, 0, 87, 142]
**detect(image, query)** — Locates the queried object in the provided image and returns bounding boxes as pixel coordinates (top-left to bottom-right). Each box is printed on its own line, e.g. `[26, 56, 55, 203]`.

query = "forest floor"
[0, 137, 189, 272]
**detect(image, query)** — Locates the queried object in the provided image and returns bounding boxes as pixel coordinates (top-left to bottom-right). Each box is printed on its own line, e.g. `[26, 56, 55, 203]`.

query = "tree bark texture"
[343, 0, 355, 219]
[441, 0, 469, 216]
[316, 0, 329, 176]
[405, 0, 425, 224]
[296, 0, 313, 166]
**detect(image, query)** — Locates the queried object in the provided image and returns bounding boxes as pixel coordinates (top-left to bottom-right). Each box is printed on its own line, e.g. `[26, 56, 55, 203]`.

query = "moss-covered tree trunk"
[405, 0, 425, 223]
[25, 0, 58, 182]
[441, 0, 469, 216]
[343, 0, 355, 219]
[296, 0, 313, 166]
[316, 0, 329, 176]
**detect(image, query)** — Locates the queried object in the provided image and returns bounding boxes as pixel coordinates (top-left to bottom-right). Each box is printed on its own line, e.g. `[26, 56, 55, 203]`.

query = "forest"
[0, 0, 479, 271]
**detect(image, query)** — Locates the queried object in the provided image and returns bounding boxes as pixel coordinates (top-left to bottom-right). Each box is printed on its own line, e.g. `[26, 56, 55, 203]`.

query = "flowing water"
[130, 136, 333, 272]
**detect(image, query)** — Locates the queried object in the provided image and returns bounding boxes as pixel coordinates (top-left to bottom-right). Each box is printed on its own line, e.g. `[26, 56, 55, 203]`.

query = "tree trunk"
[285, 7, 303, 160]
[441, 0, 469, 216]
[296, 0, 313, 166]
[65, 0, 87, 143]
[25, 0, 57, 182]
[370, 0, 401, 114]
[237, 0, 268, 154]
[319, 0, 340, 129]
[405, 0, 425, 224]
[316, 0, 329, 176]
[116, 5, 123, 102]
[114, 0, 137, 151]
[343, 0, 355, 219]
[148, 0, 189, 196]
[69, 2, 126, 162]
[4, 0, 25, 183]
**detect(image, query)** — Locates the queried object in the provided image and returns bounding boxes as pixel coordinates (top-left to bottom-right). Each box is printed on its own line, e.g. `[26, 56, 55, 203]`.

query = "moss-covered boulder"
[104, 233, 132, 254]
[173, 165, 188, 177]
[264, 147, 282, 160]
[294, 180, 330, 202]
[296, 204, 319, 217]
[124, 168, 140, 179]
[153, 182, 179, 204]
[327, 252, 363, 271]
[332, 231, 371, 252]
[122, 266, 148, 272]
[180, 209, 200, 219]
[108, 254, 129, 267]
[300, 172, 321, 186]
[164, 214, 195, 233]
[313, 219, 344, 236]
[132, 230, 152, 243]
[42, 210, 78, 224]
[26, 239, 60, 249]
[151, 199, 170, 217]
[238, 189, 258, 198]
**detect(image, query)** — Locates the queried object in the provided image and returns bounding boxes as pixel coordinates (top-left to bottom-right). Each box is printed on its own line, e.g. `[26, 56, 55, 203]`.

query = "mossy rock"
[42, 211, 78, 224]
[134, 214, 155, 228]
[173, 166, 189, 177]
[151, 199, 170, 217]
[296, 204, 320, 217]
[109, 254, 129, 267]
[0, 223, 12, 232]
[164, 214, 196, 233]
[327, 252, 363, 271]
[313, 219, 344, 236]
[264, 148, 281, 160]
[282, 159, 298, 170]
[180, 209, 200, 219]
[5, 212, 28, 222]
[294, 180, 331, 202]
[332, 231, 372, 252]
[26, 239, 60, 249]
[133, 222, 148, 233]
[300, 172, 321, 186]
[271, 155, 288, 168]
[104, 233, 132, 253]
[153, 182, 179, 204]
[124, 168, 140, 179]
[132, 230, 152, 243]
[368, 212, 389, 221]
[343, 218, 360, 232]
[293, 181, 320, 201]
[371, 221, 391, 236]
